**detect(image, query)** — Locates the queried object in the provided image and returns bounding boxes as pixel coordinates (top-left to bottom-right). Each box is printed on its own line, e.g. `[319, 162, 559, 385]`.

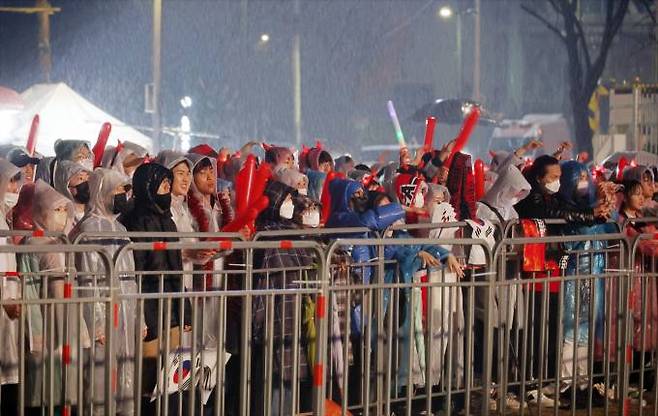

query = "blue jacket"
[325, 179, 404, 230]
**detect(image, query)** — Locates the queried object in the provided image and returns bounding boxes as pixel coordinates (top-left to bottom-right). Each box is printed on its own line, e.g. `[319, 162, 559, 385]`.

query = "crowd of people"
[0, 134, 656, 415]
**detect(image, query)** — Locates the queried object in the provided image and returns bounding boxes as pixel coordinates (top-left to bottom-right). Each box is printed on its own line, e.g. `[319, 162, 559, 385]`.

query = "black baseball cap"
[2, 146, 41, 167]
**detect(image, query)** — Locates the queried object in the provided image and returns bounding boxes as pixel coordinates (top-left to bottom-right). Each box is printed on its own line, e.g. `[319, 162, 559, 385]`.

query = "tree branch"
[571, 11, 592, 70]
[521, 4, 566, 43]
[635, 0, 656, 24]
[586, 0, 631, 94]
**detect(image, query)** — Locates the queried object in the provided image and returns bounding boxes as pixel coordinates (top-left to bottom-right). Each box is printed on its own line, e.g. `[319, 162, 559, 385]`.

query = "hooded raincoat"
[53, 160, 91, 226]
[155, 151, 196, 289]
[102, 141, 148, 176]
[20, 179, 91, 407]
[557, 161, 608, 347]
[70, 168, 141, 414]
[0, 159, 21, 385]
[476, 164, 531, 329]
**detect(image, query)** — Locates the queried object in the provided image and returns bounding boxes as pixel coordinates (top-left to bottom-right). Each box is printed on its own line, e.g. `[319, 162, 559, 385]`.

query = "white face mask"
[48, 210, 69, 232]
[413, 192, 425, 209]
[279, 199, 294, 219]
[302, 210, 320, 227]
[298, 188, 308, 196]
[79, 158, 94, 172]
[4, 192, 19, 209]
[544, 180, 560, 194]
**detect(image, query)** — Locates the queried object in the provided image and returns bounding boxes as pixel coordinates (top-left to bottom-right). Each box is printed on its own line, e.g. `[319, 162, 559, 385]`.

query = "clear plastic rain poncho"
[155, 150, 196, 289]
[53, 160, 91, 226]
[0, 158, 22, 385]
[20, 179, 91, 407]
[69, 168, 141, 415]
[101, 141, 149, 177]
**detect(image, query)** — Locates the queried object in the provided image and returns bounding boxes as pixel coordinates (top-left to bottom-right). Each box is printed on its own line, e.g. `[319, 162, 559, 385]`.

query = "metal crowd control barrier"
[325, 237, 494, 416]
[71, 231, 246, 245]
[3, 221, 658, 415]
[252, 226, 375, 241]
[629, 232, 658, 416]
[493, 232, 634, 416]
[113, 239, 327, 416]
[0, 243, 114, 416]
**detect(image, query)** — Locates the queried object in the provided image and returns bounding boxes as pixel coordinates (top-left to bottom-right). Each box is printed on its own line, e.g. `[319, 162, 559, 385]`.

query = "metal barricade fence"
[493, 232, 634, 416]
[0, 243, 114, 416]
[3, 223, 658, 415]
[112, 239, 327, 416]
[325, 237, 494, 416]
[629, 233, 658, 416]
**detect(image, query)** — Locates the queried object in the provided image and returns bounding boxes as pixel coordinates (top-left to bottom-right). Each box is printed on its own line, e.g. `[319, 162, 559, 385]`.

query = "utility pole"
[0, 1, 60, 82]
[292, 0, 302, 147]
[152, 0, 162, 145]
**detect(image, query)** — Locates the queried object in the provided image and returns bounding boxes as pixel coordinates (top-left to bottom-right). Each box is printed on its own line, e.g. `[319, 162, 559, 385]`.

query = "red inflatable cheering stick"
[445, 107, 480, 168]
[26, 115, 40, 156]
[92, 122, 112, 168]
[423, 116, 437, 153]
[616, 157, 628, 182]
[222, 195, 270, 235]
[474, 158, 485, 200]
[234, 154, 257, 216]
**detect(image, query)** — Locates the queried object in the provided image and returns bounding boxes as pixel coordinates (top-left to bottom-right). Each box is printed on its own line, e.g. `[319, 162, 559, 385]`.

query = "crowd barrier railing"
[0, 221, 657, 415]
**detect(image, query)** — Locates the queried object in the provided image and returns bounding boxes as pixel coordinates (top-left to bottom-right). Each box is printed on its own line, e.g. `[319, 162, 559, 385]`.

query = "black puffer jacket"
[515, 186, 596, 223]
[121, 162, 188, 341]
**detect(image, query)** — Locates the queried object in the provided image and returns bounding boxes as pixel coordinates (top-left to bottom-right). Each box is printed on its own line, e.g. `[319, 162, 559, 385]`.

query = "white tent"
[6, 83, 152, 156]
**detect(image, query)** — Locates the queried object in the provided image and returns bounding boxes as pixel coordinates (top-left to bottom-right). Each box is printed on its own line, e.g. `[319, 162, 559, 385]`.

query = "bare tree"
[522, 0, 638, 155]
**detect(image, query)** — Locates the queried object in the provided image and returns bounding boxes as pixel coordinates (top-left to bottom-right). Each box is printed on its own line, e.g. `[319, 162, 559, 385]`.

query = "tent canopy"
[6, 83, 152, 156]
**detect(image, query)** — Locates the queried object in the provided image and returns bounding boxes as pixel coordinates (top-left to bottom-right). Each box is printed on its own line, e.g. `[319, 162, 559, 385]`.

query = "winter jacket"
[121, 163, 188, 341]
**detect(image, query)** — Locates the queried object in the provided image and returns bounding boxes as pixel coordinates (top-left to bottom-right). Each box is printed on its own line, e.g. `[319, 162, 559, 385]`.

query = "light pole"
[152, 0, 162, 146]
[438, 5, 478, 100]
[292, 0, 302, 148]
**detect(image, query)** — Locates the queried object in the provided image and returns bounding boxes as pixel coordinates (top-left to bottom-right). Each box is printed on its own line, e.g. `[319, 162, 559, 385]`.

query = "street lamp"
[260, 33, 270, 44]
[180, 96, 192, 109]
[438, 6, 453, 19]
[437, 4, 479, 100]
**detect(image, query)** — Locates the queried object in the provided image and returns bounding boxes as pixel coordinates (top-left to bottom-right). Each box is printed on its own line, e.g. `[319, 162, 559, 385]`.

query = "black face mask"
[112, 193, 134, 215]
[73, 181, 90, 204]
[154, 193, 172, 211]
[351, 194, 369, 213]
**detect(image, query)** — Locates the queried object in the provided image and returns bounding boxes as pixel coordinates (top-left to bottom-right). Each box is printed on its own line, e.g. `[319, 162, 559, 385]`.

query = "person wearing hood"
[515, 155, 609, 223]
[187, 153, 233, 234]
[274, 165, 309, 195]
[120, 163, 191, 413]
[377, 184, 463, 407]
[325, 178, 404, 230]
[555, 161, 611, 406]
[300, 147, 333, 200]
[618, 180, 658, 356]
[478, 164, 531, 223]
[19, 180, 91, 412]
[69, 168, 143, 415]
[475, 164, 531, 409]
[101, 141, 149, 178]
[264, 144, 295, 170]
[622, 165, 657, 216]
[251, 180, 314, 415]
[334, 154, 355, 176]
[35, 139, 92, 187]
[156, 151, 216, 286]
[53, 160, 91, 225]
[0, 159, 22, 414]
